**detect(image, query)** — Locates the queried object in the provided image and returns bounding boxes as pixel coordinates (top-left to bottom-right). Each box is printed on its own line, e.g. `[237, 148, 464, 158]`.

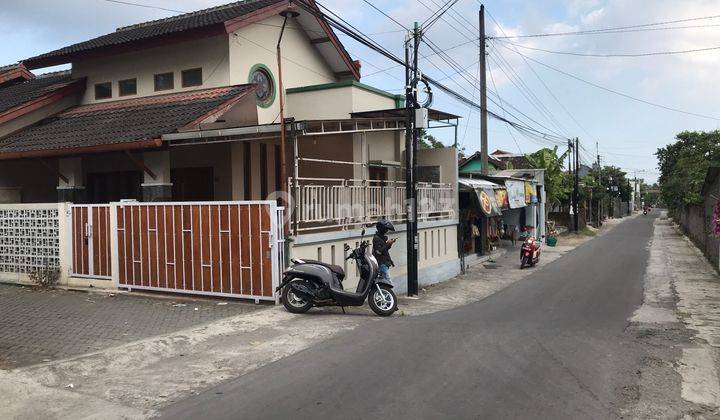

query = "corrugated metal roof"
[458, 178, 502, 189]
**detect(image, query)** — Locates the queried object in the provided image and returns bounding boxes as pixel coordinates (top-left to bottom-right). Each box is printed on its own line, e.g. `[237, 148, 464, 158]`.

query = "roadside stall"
[458, 178, 505, 265]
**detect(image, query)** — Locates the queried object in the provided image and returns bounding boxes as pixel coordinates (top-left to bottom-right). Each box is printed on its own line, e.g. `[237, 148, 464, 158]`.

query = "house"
[0, 0, 460, 298]
[490, 149, 532, 170]
[458, 150, 502, 174]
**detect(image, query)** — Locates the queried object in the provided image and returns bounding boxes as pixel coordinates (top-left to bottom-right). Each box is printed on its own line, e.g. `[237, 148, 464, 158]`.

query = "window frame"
[118, 78, 137, 97]
[94, 82, 112, 100]
[181, 68, 203, 88]
[154, 72, 175, 92]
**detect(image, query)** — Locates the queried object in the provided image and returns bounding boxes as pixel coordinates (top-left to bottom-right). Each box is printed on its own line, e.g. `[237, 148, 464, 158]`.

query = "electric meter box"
[415, 108, 429, 129]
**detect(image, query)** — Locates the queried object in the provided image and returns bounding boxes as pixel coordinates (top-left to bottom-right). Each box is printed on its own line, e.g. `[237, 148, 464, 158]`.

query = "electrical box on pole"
[415, 108, 429, 129]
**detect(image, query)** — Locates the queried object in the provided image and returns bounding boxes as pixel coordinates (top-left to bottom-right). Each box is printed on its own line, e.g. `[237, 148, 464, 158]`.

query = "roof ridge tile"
[115, 1, 248, 32]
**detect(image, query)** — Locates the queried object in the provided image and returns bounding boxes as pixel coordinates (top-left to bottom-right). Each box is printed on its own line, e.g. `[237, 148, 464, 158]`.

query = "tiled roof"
[0, 84, 254, 156]
[25, 0, 283, 66]
[0, 71, 76, 114]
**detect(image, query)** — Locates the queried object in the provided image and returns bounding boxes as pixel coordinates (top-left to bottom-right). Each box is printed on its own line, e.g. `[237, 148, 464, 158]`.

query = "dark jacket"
[373, 233, 394, 267]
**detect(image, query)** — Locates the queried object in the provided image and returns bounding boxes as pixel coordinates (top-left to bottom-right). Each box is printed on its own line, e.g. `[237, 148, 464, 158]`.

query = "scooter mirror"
[343, 244, 350, 251]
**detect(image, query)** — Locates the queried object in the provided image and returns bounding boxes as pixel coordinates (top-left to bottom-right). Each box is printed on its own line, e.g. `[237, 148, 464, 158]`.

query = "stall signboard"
[506, 180, 526, 209]
[525, 181, 538, 204]
[494, 188, 509, 210]
[477, 188, 502, 216]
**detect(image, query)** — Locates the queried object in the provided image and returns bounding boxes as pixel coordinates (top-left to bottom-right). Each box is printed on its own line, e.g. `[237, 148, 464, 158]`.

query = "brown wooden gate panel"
[71, 205, 111, 278]
[116, 202, 279, 301]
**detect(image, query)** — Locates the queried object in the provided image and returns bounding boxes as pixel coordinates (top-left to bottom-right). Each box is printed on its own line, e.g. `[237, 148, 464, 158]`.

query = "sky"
[3, 0, 720, 183]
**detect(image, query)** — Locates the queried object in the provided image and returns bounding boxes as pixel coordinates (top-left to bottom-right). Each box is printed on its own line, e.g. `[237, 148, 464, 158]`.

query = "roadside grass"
[580, 227, 597, 237]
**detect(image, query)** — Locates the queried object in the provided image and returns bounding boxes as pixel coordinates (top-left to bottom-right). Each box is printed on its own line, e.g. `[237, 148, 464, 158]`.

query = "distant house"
[578, 164, 593, 178]
[459, 151, 502, 174]
[490, 149, 533, 170]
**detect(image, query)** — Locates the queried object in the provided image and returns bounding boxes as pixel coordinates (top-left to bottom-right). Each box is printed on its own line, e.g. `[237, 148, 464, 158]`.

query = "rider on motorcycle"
[372, 220, 396, 286]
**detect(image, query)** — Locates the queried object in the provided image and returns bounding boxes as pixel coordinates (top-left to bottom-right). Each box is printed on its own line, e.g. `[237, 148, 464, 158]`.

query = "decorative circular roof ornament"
[248, 64, 276, 108]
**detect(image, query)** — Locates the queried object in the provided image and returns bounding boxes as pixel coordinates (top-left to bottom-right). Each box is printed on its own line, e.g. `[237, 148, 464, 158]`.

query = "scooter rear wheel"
[281, 281, 312, 314]
[369, 284, 397, 317]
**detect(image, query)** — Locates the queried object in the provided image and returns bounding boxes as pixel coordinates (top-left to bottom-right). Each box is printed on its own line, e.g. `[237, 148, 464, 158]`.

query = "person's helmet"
[376, 219, 395, 234]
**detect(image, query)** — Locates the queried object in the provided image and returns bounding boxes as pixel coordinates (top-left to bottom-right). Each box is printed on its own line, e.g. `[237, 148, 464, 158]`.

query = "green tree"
[526, 146, 571, 209]
[417, 129, 467, 158]
[656, 130, 720, 210]
[598, 166, 632, 202]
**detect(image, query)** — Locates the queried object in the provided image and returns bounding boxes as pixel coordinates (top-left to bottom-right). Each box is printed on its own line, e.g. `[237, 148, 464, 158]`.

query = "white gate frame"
[69, 204, 112, 280]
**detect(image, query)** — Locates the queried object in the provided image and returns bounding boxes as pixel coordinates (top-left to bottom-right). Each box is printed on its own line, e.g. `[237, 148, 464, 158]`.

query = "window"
[94, 82, 112, 100]
[154, 72, 174, 91]
[118, 78, 137, 96]
[248, 64, 275, 108]
[181, 68, 202, 87]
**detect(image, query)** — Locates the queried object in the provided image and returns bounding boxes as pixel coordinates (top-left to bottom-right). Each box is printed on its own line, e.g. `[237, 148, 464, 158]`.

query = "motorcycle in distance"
[275, 228, 398, 317]
[520, 235, 543, 269]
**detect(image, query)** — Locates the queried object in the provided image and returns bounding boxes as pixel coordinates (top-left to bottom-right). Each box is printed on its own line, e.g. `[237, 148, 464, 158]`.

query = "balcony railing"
[291, 177, 454, 233]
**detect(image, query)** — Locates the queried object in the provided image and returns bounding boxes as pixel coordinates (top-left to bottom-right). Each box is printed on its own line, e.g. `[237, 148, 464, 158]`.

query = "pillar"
[141, 151, 172, 202]
[57, 157, 85, 203]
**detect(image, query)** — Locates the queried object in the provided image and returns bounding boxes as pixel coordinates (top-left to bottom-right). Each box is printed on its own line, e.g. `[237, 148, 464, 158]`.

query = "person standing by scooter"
[373, 220, 396, 286]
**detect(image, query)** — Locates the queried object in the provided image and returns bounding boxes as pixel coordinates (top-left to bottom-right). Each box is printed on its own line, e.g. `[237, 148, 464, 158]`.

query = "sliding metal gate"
[115, 201, 282, 302]
[70, 204, 112, 279]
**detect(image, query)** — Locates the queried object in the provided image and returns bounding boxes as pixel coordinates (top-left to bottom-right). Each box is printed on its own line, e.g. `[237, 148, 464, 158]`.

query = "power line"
[498, 43, 720, 121]
[100, 0, 185, 13]
[496, 40, 720, 58]
[296, 0, 569, 142]
[490, 13, 720, 39]
[421, 0, 461, 31]
[360, 0, 408, 31]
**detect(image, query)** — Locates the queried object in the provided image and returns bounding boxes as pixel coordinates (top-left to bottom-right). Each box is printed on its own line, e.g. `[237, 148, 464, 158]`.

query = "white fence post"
[57, 202, 72, 287]
[109, 203, 120, 288]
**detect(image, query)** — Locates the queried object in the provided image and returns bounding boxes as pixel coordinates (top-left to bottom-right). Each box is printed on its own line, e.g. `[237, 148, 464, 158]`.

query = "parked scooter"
[520, 236, 542, 269]
[276, 229, 398, 317]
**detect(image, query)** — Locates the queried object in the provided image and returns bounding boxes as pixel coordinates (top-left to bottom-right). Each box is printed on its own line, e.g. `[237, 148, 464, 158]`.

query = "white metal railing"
[291, 178, 454, 232]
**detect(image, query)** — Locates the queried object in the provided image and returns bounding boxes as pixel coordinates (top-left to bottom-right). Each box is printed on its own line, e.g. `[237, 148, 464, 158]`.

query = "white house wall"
[286, 86, 353, 120]
[351, 87, 396, 113]
[291, 221, 460, 294]
[229, 16, 337, 125]
[286, 86, 397, 121]
[417, 147, 460, 214]
[72, 35, 231, 105]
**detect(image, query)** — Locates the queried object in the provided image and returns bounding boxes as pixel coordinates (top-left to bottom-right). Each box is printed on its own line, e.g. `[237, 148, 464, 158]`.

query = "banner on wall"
[494, 188, 509, 210]
[506, 180, 526, 209]
[525, 181, 538, 204]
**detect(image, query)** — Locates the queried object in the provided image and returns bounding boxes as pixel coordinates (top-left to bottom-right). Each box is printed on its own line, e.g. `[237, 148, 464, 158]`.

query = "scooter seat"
[299, 260, 345, 280]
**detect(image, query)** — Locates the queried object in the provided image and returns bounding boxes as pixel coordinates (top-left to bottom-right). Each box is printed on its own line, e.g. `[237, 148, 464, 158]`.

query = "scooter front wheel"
[281, 281, 312, 314]
[369, 284, 397, 317]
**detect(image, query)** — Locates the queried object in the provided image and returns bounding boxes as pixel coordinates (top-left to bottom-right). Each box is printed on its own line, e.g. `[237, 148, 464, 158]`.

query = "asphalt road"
[162, 213, 656, 419]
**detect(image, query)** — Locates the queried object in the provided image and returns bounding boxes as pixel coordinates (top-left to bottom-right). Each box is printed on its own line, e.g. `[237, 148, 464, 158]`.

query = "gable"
[22, 0, 359, 80]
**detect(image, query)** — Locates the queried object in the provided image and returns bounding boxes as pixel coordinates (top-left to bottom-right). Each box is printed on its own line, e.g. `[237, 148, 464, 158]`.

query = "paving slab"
[0, 285, 261, 369]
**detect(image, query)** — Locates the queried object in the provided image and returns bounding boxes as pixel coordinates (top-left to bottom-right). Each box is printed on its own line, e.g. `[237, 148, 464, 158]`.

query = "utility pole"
[479, 5, 488, 175]
[596, 142, 601, 227]
[573, 137, 580, 232]
[404, 23, 420, 297]
[568, 139, 574, 229]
